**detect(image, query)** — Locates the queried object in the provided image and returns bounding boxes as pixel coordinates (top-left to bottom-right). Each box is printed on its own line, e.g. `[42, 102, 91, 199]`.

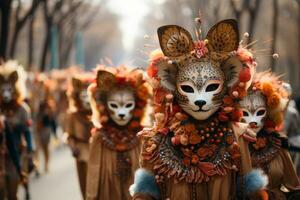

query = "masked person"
[0, 61, 34, 200]
[66, 73, 94, 199]
[86, 65, 151, 200]
[240, 72, 300, 199]
[130, 19, 268, 200]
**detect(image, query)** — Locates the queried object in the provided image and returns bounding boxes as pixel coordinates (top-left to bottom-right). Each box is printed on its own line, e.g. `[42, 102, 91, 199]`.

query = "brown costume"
[130, 19, 267, 200]
[250, 132, 300, 199]
[85, 66, 151, 200]
[86, 128, 141, 200]
[67, 111, 92, 198]
[66, 75, 94, 199]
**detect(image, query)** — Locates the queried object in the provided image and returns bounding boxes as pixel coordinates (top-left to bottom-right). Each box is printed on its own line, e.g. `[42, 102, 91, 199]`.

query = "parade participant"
[0, 60, 34, 200]
[86, 65, 151, 200]
[130, 19, 268, 200]
[240, 72, 300, 199]
[66, 73, 94, 199]
[35, 76, 57, 173]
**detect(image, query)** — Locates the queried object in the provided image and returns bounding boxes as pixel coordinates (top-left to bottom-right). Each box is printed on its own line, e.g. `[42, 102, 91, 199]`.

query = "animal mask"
[107, 88, 135, 126]
[240, 72, 289, 131]
[240, 91, 267, 133]
[156, 19, 243, 120]
[71, 77, 92, 111]
[89, 66, 150, 128]
[0, 71, 19, 103]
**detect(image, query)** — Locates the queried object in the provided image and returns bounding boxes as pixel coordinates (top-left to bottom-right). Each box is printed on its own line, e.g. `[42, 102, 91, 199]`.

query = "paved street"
[18, 145, 82, 200]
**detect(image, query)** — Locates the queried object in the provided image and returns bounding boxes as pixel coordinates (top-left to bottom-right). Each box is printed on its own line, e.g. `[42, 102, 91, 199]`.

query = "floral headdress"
[250, 72, 288, 130]
[88, 65, 151, 130]
[0, 60, 27, 104]
[147, 21, 257, 124]
[67, 72, 94, 113]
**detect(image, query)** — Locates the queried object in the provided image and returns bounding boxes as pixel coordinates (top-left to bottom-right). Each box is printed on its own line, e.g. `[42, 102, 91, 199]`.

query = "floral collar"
[96, 122, 142, 152]
[141, 104, 242, 183]
[249, 129, 282, 170]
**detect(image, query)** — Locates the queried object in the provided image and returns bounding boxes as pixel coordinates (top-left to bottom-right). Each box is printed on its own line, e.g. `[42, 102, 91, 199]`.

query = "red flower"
[147, 63, 158, 78]
[194, 41, 208, 58]
[218, 112, 229, 122]
[239, 67, 251, 82]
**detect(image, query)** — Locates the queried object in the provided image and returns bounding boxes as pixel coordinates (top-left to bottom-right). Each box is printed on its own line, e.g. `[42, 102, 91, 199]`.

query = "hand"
[27, 156, 35, 173]
[20, 172, 28, 185]
[72, 148, 80, 158]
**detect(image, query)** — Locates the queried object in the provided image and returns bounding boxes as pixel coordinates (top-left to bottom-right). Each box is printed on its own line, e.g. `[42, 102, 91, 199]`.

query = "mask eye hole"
[205, 83, 220, 92]
[257, 109, 266, 116]
[180, 85, 194, 93]
[125, 103, 133, 108]
[243, 111, 249, 117]
[109, 103, 118, 108]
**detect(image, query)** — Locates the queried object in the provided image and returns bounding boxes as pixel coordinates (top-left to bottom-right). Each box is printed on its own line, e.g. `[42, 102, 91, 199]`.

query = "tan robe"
[67, 111, 92, 198]
[86, 129, 141, 200]
[264, 149, 300, 199]
[67, 112, 91, 162]
[133, 122, 253, 200]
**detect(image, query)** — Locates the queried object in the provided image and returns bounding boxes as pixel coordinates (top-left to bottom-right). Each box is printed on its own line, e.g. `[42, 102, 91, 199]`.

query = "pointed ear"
[96, 70, 116, 89]
[72, 77, 82, 89]
[129, 68, 144, 86]
[206, 19, 239, 53]
[156, 60, 178, 91]
[8, 71, 18, 83]
[222, 57, 243, 87]
[157, 25, 194, 57]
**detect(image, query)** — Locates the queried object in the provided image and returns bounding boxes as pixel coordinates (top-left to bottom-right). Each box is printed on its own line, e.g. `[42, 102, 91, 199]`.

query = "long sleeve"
[4, 121, 21, 174]
[280, 150, 300, 191]
[23, 127, 33, 152]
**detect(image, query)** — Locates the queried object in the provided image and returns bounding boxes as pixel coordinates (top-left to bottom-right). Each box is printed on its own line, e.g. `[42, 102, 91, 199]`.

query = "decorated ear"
[96, 70, 116, 89]
[222, 57, 243, 87]
[129, 68, 144, 86]
[206, 19, 239, 53]
[156, 60, 178, 91]
[157, 25, 194, 57]
[72, 78, 82, 89]
[8, 71, 18, 83]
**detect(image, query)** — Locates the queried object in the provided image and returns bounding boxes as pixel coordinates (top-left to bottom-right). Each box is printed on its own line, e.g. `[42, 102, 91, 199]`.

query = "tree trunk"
[247, 0, 262, 42]
[28, 15, 35, 69]
[40, 26, 51, 71]
[0, 0, 12, 60]
[270, 0, 279, 71]
[9, 24, 21, 58]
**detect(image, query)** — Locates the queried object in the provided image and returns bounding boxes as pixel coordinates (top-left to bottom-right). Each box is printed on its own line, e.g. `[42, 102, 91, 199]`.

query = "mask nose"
[249, 122, 258, 128]
[118, 114, 125, 119]
[194, 100, 206, 107]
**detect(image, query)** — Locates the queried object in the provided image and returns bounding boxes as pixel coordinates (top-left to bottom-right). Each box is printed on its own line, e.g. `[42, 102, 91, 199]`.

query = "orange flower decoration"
[129, 120, 140, 129]
[191, 155, 200, 165]
[137, 84, 149, 101]
[133, 109, 143, 117]
[184, 123, 196, 133]
[267, 92, 280, 108]
[197, 147, 209, 159]
[223, 96, 233, 106]
[253, 137, 267, 150]
[261, 82, 274, 97]
[226, 135, 234, 145]
[229, 143, 241, 159]
[189, 132, 202, 145]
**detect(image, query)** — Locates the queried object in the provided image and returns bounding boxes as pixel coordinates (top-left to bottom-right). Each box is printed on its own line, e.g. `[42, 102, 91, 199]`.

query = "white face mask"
[79, 90, 90, 110]
[1, 84, 14, 103]
[107, 89, 135, 126]
[177, 79, 223, 120]
[240, 91, 267, 133]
